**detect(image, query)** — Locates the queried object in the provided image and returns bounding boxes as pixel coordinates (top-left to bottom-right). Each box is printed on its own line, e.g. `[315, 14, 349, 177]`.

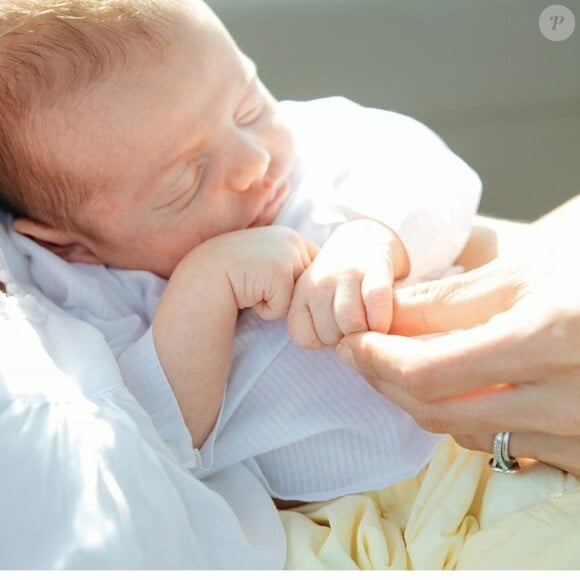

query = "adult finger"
[453, 433, 580, 476]
[339, 305, 536, 400]
[369, 372, 580, 436]
[390, 259, 520, 336]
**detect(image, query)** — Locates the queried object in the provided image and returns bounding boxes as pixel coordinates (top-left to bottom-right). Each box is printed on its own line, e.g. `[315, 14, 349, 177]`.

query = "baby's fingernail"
[337, 342, 357, 370]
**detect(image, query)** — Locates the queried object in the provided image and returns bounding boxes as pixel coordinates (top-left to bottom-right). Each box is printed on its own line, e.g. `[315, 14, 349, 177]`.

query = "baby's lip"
[249, 179, 289, 227]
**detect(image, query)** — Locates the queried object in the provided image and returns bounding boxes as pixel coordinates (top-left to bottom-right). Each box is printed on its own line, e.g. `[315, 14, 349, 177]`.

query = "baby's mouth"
[249, 180, 289, 227]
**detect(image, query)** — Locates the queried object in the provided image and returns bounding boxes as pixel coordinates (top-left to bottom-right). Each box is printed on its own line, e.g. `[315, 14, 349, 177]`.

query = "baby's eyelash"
[158, 161, 204, 210]
[180, 162, 205, 204]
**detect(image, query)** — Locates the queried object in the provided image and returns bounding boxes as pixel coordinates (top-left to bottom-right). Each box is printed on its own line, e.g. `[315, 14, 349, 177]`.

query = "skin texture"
[13, 0, 407, 447]
[15, 0, 296, 277]
[338, 202, 580, 476]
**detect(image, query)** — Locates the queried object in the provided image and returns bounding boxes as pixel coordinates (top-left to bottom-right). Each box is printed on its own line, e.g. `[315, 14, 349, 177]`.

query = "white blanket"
[0, 211, 285, 569]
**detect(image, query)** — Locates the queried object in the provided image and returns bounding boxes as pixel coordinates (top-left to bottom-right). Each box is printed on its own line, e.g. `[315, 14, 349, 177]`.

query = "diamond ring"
[489, 431, 520, 474]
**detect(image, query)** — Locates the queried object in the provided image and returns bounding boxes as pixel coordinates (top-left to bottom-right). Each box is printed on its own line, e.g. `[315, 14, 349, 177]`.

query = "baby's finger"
[304, 238, 320, 263]
[333, 275, 368, 336]
[292, 238, 319, 279]
[362, 269, 394, 333]
[287, 296, 323, 349]
[309, 289, 344, 345]
[291, 267, 345, 346]
[253, 276, 294, 321]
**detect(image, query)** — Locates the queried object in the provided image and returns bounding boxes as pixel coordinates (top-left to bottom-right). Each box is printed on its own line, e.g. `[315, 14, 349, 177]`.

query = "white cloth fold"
[5, 98, 480, 502]
[0, 212, 285, 569]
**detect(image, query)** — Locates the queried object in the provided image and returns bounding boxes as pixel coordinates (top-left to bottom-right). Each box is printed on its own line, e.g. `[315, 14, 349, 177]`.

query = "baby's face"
[43, 1, 295, 277]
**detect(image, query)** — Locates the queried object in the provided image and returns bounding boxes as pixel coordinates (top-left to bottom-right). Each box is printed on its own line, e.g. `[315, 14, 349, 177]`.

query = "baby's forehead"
[32, 1, 235, 152]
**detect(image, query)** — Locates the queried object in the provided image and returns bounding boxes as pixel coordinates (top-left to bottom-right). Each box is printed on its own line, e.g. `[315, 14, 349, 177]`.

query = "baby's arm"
[152, 226, 316, 448]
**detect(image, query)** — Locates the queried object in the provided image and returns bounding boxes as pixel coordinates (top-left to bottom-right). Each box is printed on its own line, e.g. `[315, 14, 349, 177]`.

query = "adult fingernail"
[337, 342, 357, 370]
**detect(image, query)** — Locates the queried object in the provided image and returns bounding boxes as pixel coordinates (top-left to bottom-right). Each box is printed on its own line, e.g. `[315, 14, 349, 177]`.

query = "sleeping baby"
[0, 0, 481, 500]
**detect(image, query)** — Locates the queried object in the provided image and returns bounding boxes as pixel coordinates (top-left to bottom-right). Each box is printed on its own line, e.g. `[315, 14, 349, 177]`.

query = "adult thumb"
[390, 259, 517, 336]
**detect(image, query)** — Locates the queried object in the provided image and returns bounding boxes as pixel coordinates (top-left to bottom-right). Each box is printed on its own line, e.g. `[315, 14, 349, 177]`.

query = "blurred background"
[207, 0, 580, 221]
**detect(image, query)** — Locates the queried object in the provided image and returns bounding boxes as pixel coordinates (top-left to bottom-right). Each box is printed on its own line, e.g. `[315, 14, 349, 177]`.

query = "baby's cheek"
[268, 107, 295, 166]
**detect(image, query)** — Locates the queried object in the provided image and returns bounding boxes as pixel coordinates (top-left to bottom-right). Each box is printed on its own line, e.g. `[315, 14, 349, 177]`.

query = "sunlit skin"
[339, 208, 580, 476]
[16, 0, 296, 278]
[14, 0, 407, 454]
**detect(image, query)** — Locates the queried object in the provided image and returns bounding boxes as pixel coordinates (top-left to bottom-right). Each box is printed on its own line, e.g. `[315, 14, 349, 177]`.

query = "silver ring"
[489, 431, 520, 474]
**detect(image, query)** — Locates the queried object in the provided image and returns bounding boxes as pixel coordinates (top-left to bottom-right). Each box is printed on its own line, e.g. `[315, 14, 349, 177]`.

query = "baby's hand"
[287, 219, 409, 348]
[222, 226, 318, 320]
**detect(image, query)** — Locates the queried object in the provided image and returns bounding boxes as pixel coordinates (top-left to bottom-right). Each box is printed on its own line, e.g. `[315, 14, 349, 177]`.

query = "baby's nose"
[228, 132, 271, 193]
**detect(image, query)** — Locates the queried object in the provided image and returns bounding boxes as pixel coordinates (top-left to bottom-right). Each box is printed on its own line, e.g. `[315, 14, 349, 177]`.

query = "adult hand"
[337, 229, 580, 476]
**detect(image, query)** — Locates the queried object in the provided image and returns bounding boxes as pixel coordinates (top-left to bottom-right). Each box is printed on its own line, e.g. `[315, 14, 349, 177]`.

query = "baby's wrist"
[334, 217, 410, 280]
[167, 235, 239, 312]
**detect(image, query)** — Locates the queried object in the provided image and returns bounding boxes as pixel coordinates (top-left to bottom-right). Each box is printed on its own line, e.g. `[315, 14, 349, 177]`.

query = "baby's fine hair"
[0, 0, 175, 229]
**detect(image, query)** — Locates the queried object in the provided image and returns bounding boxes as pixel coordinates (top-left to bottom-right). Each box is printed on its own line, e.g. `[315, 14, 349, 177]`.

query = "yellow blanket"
[281, 437, 580, 569]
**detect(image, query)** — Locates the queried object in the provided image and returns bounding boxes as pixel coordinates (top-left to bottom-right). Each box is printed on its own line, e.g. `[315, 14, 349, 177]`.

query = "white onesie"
[11, 98, 481, 501]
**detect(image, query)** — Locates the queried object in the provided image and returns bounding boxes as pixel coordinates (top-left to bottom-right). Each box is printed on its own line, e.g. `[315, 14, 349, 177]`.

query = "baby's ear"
[12, 217, 104, 265]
